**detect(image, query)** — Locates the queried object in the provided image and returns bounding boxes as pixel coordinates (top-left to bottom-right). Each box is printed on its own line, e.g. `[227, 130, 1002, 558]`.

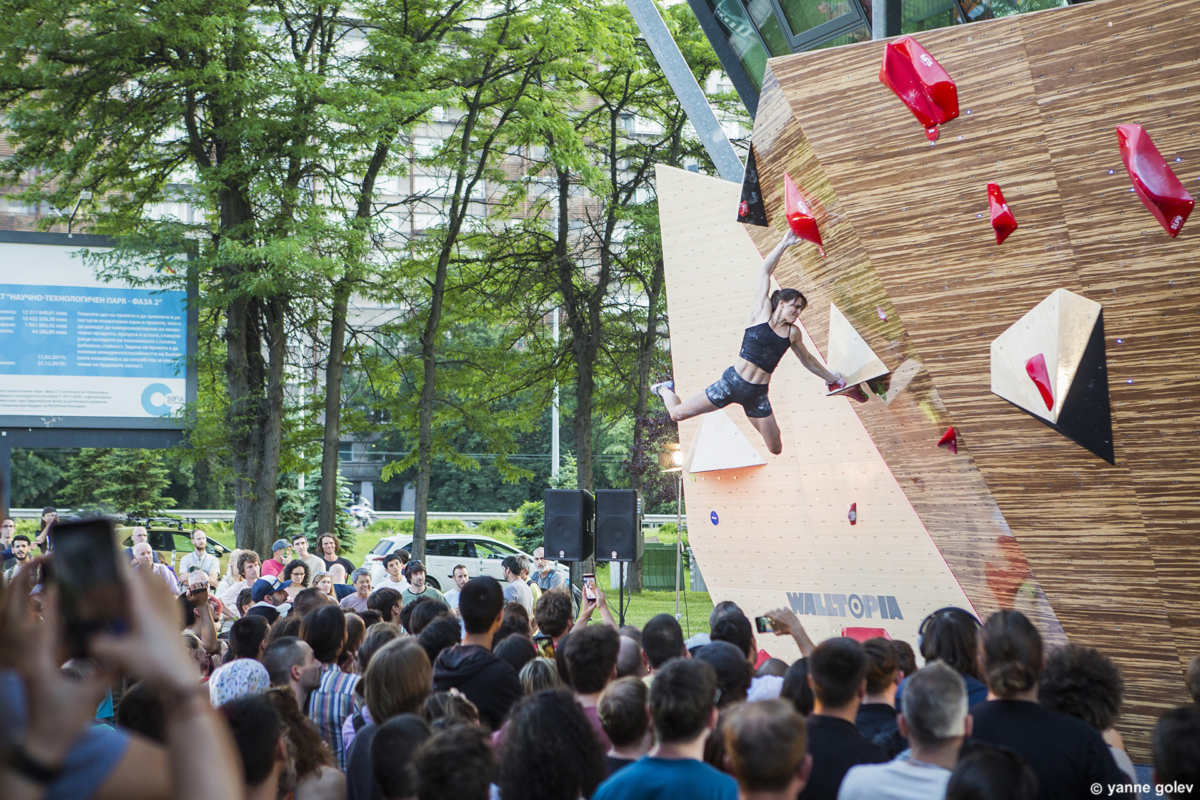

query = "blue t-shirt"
[593, 756, 738, 800]
[0, 669, 129, 800]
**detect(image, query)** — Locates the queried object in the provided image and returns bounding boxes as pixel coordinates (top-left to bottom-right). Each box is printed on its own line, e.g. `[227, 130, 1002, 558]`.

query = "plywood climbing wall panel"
[749, 0, 1200, 755]
[657, 164, 1031, 663]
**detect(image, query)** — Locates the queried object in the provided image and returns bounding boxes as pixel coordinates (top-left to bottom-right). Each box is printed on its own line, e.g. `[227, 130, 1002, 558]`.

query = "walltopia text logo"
[786, 591, 903, 620]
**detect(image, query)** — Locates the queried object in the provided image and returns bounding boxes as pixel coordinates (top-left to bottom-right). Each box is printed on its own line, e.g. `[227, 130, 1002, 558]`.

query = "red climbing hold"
[937, 426, 958, 454]
[879, 36, 959, 142]
[987, 183, 1018, 245]
[848, 502, 858, 525]
[1116, 124, 1194, 237]
[1025, 353, 1054, 411]
[842, 627, 891, 642]
[783, 171, 825, 256]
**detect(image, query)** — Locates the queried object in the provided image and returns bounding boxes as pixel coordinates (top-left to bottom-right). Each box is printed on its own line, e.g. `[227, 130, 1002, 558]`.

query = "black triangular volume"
[737, 145, 768, 227]
[1052, 310, 1115, 464]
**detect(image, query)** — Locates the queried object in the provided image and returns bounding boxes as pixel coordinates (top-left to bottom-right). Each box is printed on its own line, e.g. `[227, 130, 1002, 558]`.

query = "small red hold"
[783, 171, 825, 257]
[738, 199, 749, 217]
[827, 380, 869, 403]
[879, 36, 959, 142]
[1025, 353, 1054, 411]
[937, 426, 958, 454]
[987, 183, 1018, 245]
[1116, 124, 1194, 237]
[848, 502, 858, 525]
[845, 385, 870, 403]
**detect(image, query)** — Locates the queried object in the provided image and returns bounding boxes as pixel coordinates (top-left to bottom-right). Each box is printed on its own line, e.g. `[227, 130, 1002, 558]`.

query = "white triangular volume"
[990, 289, 1101, 424]
[683, 409, 768, 473]
[826, 303, 890, 387]
[1053, 290, 1102, 409]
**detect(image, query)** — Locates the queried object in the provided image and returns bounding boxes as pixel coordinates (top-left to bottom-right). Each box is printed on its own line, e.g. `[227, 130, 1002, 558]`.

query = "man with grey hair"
[836, 661, 972, 800]
[339, 567, 372, 613]
[132, 541, 180, 594]
[532, 547, 565, 591]
[121, 525, 161, 563]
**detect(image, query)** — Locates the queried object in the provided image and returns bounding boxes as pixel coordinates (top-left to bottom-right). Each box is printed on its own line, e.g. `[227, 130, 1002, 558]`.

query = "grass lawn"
[201, 524, 714, 634]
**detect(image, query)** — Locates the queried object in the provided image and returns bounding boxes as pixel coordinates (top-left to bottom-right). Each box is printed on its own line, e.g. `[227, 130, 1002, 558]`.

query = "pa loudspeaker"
[595, 489, 643, 562]
[544, 489, 594, 562]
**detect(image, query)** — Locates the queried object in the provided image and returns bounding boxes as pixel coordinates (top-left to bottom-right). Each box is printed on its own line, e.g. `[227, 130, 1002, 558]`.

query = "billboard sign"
[0, 232, 195, 429]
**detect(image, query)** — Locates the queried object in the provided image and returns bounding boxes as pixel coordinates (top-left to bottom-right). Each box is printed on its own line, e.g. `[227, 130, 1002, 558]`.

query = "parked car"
[365, 534, 570, 591]
[116, 517, 232, 577]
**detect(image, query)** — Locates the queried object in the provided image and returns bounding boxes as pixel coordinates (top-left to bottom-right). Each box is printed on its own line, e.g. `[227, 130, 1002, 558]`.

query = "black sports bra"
[738, 322, 792, 373]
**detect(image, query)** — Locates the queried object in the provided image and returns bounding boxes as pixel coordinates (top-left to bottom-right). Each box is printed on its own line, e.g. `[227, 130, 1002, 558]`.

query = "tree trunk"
[318, 282, 349, 538]
[413, 247, 453, 563]
[226, 293, 287, 557]
[628, 257, 665, 592]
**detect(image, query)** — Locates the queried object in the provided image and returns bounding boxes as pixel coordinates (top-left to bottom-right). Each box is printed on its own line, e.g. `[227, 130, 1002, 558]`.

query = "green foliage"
[275, 473, 309, 543]
[275, 471, 356, 551]
[10, 450, 71, 508]
[59, 449, 176, 517]
[511, 500, 545, 553]
[476, 519, 515, 545]
[364, 518, 471, 537]
[549, 455, 579, 490]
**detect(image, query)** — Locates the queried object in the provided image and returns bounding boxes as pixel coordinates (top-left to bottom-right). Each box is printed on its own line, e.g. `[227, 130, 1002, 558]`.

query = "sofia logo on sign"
[785, 590, 903, 620]
[141, 382, 184, 417]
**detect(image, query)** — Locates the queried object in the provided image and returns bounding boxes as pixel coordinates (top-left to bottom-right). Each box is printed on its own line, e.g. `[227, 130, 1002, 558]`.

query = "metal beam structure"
[625, 0, 744, 182]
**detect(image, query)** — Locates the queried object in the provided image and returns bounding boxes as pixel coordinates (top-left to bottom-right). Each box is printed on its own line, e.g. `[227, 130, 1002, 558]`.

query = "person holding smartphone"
[0, 547, 243, 800]
[33, 507, 56, 554]
[576, 575, 617, 630]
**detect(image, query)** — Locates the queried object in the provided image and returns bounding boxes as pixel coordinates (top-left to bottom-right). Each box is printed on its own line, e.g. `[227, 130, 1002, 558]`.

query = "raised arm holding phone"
[0, 519, 242, 800]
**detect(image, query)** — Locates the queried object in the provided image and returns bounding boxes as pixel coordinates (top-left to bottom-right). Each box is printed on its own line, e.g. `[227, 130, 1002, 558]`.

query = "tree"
[59, 449, 175, 517]
[313, 0, 477, 535]
[479, 1, 719, 582]
[359, 0, 602, 561]
[0, 0, 482, 555]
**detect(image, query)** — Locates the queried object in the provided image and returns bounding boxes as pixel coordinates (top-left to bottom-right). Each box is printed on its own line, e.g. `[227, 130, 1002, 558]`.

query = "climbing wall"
[657, 165, 1059, 664]
[671, 0, 1200, 757]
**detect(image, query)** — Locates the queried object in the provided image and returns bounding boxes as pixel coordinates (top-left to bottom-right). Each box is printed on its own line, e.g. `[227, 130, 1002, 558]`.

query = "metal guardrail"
[8, 508, 683, 527]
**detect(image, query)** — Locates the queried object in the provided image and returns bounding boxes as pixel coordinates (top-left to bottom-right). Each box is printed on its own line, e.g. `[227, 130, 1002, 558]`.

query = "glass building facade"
[688, 0, 1074, 116]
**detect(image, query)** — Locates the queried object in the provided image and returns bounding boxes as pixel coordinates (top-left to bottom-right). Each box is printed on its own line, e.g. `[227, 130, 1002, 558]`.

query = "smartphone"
[755, 615, 776, 634]
[533, 633, 555, 659]
[583, 573, 597, 601]
[50, 518, 129, 658]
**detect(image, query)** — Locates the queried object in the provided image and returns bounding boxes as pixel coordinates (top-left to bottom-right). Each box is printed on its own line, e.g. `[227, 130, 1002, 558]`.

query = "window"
[474, 540, 517, 560]
[428, 539, 475, 558]
[370, 540, 395, 556]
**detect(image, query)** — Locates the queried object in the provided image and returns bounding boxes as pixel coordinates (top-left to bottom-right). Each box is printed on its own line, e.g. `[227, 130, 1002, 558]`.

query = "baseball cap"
[251, 576, 291, 603]
[272, 539, 290, 553]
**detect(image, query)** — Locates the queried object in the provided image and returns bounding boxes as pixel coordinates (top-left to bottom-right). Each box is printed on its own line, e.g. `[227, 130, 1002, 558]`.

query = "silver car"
[364, 534, 570, 591]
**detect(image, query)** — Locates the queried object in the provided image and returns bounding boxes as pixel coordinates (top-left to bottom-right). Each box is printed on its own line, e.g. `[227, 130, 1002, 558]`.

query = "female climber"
[651, 229, 842, 455]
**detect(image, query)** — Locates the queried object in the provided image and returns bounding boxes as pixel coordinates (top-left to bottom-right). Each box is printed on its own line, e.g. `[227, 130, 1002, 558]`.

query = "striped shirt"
[307, 663, 361, 769]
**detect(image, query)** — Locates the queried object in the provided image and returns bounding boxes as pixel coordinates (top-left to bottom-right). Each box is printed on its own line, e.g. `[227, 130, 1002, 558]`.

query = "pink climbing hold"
[879, 36, 959, 142]
[1116, 123, 1194, 237]
[987, 183, 1018, 245]
[1025, 353, 1054, 411]
[783, 171, 825, 257]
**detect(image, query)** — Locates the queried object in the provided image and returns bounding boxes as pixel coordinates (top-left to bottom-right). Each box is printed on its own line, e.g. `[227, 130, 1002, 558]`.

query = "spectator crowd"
[1, 515, 1199, 800]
